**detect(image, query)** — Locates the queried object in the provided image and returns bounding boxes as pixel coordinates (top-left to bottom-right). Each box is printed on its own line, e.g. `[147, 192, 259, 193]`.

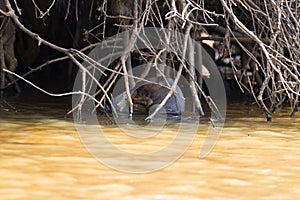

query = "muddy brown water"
[0, 92, 300, 199]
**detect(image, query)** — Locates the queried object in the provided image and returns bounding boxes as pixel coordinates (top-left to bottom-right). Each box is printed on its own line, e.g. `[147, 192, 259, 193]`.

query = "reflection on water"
[1, 93, 300, 199]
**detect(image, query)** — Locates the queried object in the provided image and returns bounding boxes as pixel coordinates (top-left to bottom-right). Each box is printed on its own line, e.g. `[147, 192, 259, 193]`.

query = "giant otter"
[112, 79, 185, 117]
[132, 83, 183, 115]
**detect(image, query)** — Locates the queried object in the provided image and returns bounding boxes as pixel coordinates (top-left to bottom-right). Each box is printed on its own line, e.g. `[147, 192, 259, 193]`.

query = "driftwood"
[1, 0, 300, 121]
[0, 0, 20, 96]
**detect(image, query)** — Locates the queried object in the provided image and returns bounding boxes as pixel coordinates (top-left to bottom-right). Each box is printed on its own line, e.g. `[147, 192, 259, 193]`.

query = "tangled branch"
[1, 0, 300, 121]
